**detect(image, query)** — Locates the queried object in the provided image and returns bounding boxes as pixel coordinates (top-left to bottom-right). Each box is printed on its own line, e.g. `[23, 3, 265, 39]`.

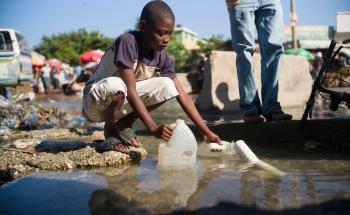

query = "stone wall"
[176, 73, 192, 93]
[195, 51, 313, 111]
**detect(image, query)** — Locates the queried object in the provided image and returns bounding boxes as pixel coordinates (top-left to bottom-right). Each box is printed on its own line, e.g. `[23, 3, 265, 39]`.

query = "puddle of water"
[0, 138, 349, 214]
[2, 91, 349, 214]
[0, 171, 107, 215]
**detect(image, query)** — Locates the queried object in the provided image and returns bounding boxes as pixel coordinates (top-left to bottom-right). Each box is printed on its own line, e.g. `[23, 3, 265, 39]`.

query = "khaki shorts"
[83, 77, 179, 122]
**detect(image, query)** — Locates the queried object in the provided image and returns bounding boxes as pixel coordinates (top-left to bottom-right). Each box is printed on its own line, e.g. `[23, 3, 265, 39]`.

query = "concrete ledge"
[176, 73, 192, 93]
[195, 51, 313, 111]
[191, 119, 350, 150]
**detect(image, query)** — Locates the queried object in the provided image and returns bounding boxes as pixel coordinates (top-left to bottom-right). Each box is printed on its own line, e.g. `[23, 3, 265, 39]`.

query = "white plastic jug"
[158, 119, 198, 169]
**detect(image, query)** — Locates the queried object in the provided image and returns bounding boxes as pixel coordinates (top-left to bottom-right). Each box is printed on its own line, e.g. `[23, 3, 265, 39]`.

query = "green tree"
[34, 28, 113, 65]
[166, 39, 192, 73]
[165, 35, 226, 73]
[198, 35, 226, 56]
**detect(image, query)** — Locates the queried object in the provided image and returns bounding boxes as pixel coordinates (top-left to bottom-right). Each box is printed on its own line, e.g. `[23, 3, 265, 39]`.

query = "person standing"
[40, 61, 53, 94]
[197, 53, 208, 91]
[226, 0, 292, 123]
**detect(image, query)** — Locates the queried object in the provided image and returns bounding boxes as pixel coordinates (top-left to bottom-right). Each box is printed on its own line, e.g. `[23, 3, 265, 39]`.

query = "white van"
[0, 28, 33, 96]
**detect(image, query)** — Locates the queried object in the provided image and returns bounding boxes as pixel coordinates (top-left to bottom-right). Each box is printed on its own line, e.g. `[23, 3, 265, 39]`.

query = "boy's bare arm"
[118, 68, 158, 132]
[117, 67, 173, 140]
[172, 77, 221, 144]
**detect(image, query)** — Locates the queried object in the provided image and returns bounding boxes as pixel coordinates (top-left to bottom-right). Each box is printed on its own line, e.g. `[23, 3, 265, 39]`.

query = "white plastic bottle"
[234, 140, 286, 176]
[197, 141, 236, 156]
[158, 119, 198, 169]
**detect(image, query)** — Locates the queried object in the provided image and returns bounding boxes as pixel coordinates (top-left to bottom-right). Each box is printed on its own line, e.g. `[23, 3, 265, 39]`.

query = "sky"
[1, 0, 350, 49]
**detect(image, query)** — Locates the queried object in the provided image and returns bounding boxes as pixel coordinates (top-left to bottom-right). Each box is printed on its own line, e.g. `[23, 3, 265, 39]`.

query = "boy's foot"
[264, 110, 292, 122]
[243, 112, 264, 123]
[96, 137, 130, 154]
[104, 125, 142, 148]
[115, 128, 142, 148]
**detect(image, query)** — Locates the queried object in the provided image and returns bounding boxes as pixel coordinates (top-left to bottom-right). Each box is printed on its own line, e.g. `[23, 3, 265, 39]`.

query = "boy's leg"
[116, 101, 166, 131]
[82, 76, 127, 132]
[83, 76, 178, 146]
[103, 91, 126, 138]
[114, 77, 179, 133]
[82, 77, 132, 152]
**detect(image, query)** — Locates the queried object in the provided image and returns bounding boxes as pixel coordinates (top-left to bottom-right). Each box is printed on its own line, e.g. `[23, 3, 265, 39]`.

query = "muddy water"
[0, 93, 350, 214]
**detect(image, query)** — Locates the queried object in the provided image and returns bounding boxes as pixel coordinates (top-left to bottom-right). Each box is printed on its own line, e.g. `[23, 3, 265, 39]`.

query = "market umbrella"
[80, 50, 104, 65]
[31, 51, 46, 66]
[285, 48, 315, 61]
[48, 58, 62, 71]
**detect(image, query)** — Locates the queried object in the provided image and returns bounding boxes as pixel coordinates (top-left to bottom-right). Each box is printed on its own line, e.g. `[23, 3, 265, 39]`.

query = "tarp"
[80, 50, 104, 65]
[48, 58, 62, 71]
[31, 51, 46, 66]
[285, 48, 315, 61]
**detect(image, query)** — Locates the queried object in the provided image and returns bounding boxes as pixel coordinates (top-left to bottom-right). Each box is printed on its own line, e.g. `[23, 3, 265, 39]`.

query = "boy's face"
[141, 17, 174, 51]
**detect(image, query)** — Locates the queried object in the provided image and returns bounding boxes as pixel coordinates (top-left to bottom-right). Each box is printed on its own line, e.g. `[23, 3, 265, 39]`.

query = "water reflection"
[0, 151, 349, 214]
[0, 171, 107, 215]
[136, 158, 200, 209]
[92, 158, 201, 213]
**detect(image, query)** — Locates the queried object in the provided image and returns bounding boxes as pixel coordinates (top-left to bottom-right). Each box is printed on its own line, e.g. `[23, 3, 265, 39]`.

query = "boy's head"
[140, 1, 175, 51]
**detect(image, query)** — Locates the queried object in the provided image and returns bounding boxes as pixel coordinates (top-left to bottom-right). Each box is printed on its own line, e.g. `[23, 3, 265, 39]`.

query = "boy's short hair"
[140, 0, 175, 24]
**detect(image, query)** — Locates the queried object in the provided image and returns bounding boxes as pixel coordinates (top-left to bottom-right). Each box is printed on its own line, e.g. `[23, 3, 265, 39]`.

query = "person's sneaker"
[243, 112, 265, 123]
[264, 110, 292, 122]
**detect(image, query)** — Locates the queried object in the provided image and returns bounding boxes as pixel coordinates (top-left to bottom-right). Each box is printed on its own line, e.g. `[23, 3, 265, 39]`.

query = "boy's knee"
[113, 91, 125, 103]
[90, 77, 127, 103]
[157, 77, 177, 95]
[103, 77, 127, 95]
[83, 77, 127, 122]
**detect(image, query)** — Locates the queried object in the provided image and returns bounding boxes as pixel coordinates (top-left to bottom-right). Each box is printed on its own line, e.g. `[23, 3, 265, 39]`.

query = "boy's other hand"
[204, 132, 221, 145]
[153, 124, 174, 141]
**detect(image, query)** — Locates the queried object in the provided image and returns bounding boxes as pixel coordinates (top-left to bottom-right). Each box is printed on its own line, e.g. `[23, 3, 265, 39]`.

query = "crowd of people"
[32, 60, 97, 96]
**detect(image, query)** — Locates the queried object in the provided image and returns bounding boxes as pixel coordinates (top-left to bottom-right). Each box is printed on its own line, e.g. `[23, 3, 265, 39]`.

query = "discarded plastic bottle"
[197, 141, 236, 157]
[234, 140, 286, 176]
[158, 119, 197, 169]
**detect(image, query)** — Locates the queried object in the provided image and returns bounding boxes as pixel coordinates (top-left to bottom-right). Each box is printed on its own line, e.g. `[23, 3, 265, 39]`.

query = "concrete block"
[195, 51, 313, 111]
[176, 73, 192, 93]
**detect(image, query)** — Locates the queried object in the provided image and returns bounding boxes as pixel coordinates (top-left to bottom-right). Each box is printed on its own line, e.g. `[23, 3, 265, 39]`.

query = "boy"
[82, 0, 221, 153]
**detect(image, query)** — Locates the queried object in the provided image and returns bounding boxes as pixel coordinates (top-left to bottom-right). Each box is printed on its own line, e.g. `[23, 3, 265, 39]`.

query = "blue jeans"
[227, 0, 284, 115]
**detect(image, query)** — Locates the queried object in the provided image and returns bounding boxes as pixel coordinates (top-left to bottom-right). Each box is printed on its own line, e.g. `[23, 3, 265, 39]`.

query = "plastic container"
[234, 140, 286, 176]
[233, 140, 259, 163]
[158, 119, 198, 169]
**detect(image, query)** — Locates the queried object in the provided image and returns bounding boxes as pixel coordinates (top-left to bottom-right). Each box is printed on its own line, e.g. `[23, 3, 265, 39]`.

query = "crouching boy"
[82, 0, 221, 153]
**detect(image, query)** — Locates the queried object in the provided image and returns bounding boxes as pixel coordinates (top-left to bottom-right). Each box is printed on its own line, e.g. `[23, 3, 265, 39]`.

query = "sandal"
[114, 128, 142, 148]
[95, 137, 130, 154]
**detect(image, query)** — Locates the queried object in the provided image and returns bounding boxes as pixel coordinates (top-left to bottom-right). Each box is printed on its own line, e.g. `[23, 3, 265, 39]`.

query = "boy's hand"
[153, 124, 174, 141]
[203, 132, 221, 144]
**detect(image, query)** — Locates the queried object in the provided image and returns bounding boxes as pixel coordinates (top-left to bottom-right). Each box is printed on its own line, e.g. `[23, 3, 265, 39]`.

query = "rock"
[11, 128, 80, 140]
[12, 92, 35, 102]
[66, 162, 74, 169]
[0, 127, 11, 137]
[12, 139, 41, 149]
